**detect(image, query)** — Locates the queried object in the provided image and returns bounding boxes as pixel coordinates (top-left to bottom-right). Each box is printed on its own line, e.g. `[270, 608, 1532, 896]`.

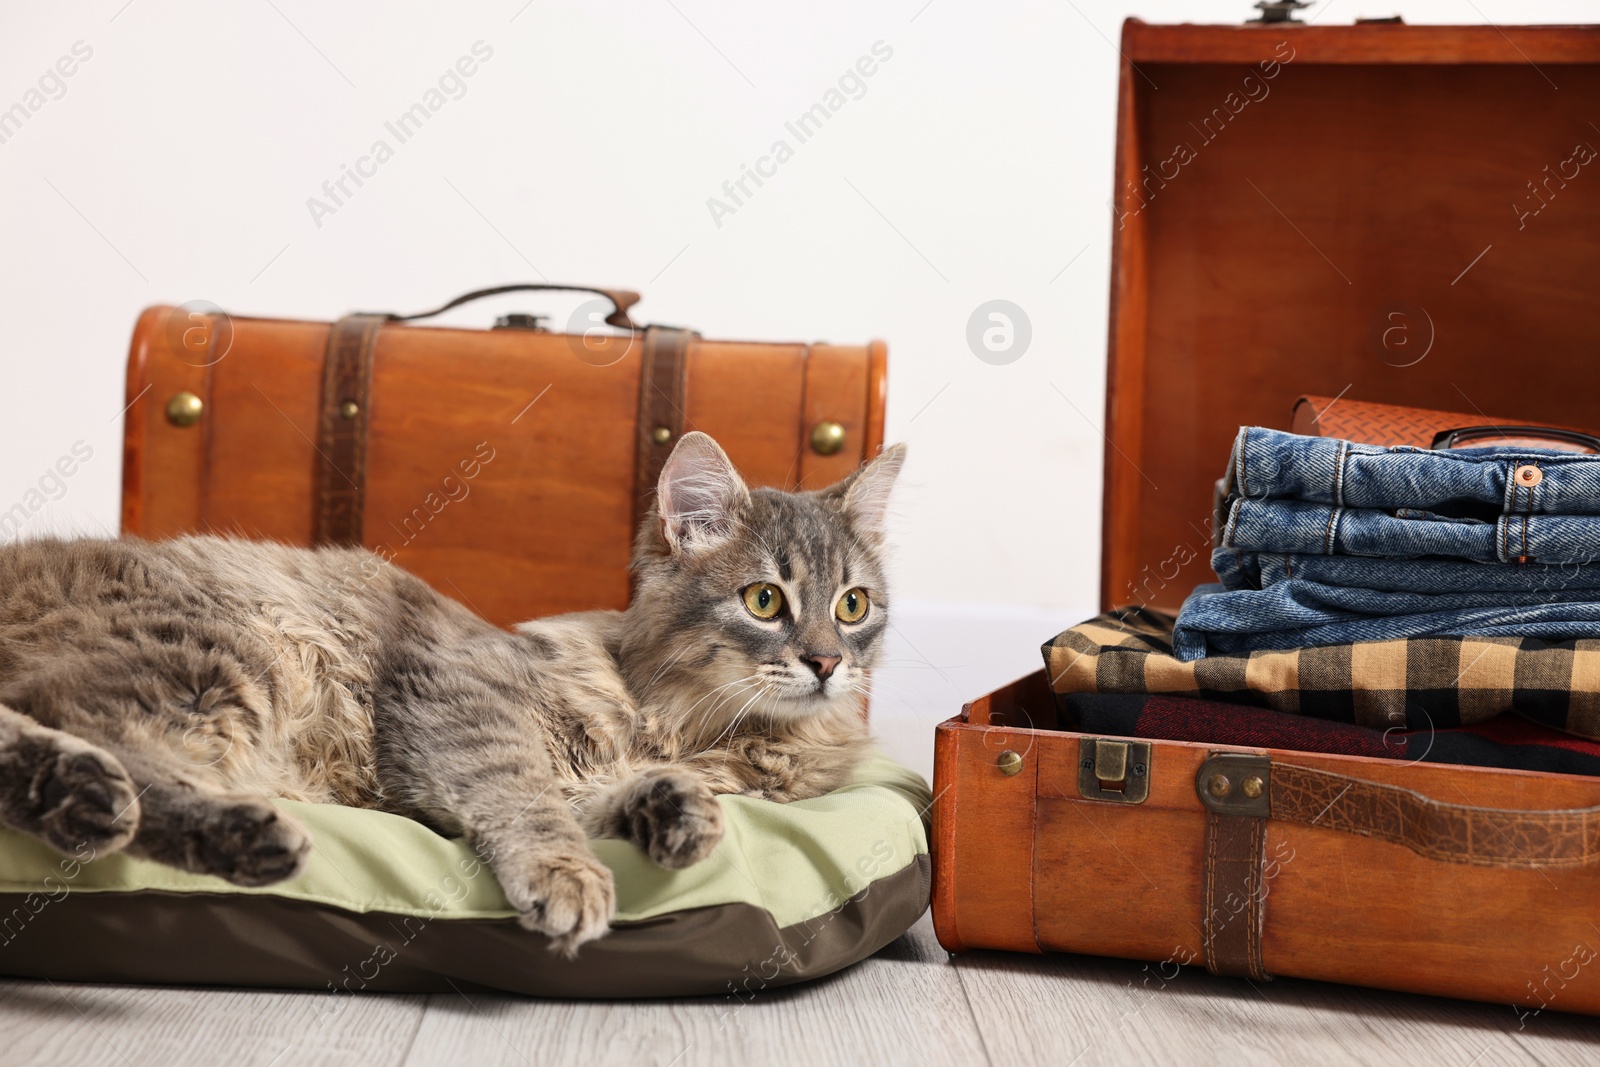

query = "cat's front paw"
[31, 742, 141, 856]
[504, 846, 615, 957]
[624, 772, 724, 870]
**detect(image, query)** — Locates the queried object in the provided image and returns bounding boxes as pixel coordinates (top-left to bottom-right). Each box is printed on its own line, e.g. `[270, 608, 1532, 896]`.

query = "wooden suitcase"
[933, 20, 1600, 1015]
[121, 284, 887, 628]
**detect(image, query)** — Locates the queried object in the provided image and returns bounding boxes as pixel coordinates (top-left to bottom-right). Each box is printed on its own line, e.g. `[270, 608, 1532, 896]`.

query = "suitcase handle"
[1199, 756, 1600, 869]
[388, 284, 642, 330]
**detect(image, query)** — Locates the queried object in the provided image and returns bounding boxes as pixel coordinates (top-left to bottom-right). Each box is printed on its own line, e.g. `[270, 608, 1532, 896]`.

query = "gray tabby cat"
[0, 432, 903, 954]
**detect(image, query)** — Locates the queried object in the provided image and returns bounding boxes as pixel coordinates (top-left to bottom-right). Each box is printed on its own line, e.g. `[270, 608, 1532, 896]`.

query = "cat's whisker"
[696, 681, 774, 755]
[673, 676, 774, 747]
[675, 674, 762, 721]
[704, 680, 765, 724]
[844, 675, 918, 698]
[690, 673, 760, 703]
[642, 642, 695, 689]
[703, 677, 775, 743]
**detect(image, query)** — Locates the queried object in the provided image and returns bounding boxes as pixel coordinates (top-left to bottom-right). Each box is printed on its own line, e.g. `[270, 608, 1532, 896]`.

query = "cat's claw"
[509, 847, 616, 957]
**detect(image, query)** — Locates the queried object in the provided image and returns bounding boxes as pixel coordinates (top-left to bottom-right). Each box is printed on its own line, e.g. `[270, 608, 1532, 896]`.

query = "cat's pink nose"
[803, 653, 841, 680]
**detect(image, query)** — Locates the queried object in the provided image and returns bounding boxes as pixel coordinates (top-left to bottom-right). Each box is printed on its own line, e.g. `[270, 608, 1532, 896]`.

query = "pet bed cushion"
[0, 751, 930, 997]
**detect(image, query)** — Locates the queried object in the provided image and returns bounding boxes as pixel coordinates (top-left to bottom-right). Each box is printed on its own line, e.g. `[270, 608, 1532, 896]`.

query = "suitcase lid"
[1101, 19, 1600, 613]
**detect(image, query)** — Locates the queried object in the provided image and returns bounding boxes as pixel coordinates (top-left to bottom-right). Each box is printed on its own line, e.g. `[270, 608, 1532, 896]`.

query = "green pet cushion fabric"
[0, 751, 930, 998]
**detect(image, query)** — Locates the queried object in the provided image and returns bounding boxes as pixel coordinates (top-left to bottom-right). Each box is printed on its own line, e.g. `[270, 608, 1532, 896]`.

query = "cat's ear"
[657, 432, 751, 554]
[831, 443, 906, 541]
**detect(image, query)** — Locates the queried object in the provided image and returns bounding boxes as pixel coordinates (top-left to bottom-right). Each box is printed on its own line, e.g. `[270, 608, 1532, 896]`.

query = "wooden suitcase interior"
[1103, 21, 1600, 614]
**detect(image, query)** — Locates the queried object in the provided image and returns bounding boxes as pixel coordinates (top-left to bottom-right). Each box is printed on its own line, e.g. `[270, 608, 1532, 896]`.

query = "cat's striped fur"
[0, 433, 903, 954]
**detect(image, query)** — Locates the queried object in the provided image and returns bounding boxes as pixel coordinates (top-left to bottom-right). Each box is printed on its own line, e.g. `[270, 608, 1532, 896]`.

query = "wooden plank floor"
[4, 914, 1597, 1066]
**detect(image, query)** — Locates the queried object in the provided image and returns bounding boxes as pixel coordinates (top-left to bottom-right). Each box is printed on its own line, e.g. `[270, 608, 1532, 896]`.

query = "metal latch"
[492, 313, 550, 331]
[1249, 0, 1310, 23]
[1077, 738, 1151, 804]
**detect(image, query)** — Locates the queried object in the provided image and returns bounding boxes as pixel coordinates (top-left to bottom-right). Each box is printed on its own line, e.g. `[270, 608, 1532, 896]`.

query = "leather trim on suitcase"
[632, 326, 698, 534]
[1202, 809, 1270, 980]
[1271, 762, 1600, 869]
[313, 314, 385, 545]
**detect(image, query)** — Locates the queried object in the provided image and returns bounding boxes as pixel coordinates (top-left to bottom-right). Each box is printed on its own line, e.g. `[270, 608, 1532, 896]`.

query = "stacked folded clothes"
[1043, 606, 1600, 735]
[1042, 608, 1600, 772]
[1175, 427, 1600, 660]
[1041, 423, 1600, 776]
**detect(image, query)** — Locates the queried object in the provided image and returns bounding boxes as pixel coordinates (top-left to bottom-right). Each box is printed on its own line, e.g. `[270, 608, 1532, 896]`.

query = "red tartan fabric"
[1137, 696, 1400, 757]
[1059, 693, 1600, 776]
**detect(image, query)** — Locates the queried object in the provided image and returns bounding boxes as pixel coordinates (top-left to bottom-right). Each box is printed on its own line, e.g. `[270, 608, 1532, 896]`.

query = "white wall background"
[0, 0, 1587, 775]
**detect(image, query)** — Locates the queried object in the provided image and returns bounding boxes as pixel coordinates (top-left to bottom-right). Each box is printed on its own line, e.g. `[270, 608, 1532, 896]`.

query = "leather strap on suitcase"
[632, 325, 698, 536]
[309, 285, 698, 547]
[313, 314, 385, 545]
[1202, 809, 1270, 980]
[1193, 749, 1600, 980]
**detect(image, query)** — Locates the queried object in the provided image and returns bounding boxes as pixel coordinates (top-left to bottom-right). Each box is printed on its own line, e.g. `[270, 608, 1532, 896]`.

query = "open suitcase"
[121, 284, 887, 628]
[932, 19, 1600, 1015]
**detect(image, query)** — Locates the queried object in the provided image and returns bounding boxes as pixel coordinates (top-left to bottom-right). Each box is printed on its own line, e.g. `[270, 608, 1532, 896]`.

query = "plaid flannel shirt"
[1042, 606, 1600, 739]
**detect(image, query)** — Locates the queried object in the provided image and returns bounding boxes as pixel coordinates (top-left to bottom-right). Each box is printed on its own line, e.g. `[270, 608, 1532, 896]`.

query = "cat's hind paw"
[200, 800, 313, 887]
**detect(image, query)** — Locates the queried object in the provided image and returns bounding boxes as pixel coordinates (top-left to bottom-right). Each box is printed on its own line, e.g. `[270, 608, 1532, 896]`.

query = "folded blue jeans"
[1227, 426, 1600, 516]
[1175, 427, 1600, 660]
[1214, 551, 1600, 596]
[1174, 580, 1600, 660]
[1220, 497, 1600, 565]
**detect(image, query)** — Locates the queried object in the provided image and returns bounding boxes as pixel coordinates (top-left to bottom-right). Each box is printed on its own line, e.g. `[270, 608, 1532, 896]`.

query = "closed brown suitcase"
[934, 20, 1600, 1016]
[121, 284, 887, 627]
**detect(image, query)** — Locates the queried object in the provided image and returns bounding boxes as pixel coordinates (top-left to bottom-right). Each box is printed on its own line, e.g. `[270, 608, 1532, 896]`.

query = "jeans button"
[1515, 464, 1543, 487]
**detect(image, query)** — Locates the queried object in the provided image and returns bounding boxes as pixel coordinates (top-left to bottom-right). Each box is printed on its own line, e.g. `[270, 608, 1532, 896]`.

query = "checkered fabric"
[1042, 606, 1600, 739]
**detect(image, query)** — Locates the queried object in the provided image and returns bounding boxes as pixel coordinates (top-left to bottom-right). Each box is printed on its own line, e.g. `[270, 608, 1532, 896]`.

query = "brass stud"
[339, 400, 360, 420]
[810, 420, 847, 456]
[1241, 775, 1264, 799]
[997, 750, 1023, 776]
[165, 391, 204, 427]
[1516, 464, 1543, 487]
[651, 426, 673, 445]
[1206, 773, 1232, 798]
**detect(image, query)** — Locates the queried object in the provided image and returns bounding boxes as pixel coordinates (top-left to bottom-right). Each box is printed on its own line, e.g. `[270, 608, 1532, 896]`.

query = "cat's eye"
[742, 583, 785, 620]
[835, 588, 869, 624]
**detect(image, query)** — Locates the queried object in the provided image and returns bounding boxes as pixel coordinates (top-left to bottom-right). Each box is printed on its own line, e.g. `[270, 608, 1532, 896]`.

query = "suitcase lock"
[1077, 738, 1151, 804]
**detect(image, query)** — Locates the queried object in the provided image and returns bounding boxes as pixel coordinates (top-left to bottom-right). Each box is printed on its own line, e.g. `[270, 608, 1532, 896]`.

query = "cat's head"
[624, 432, 905, 729]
